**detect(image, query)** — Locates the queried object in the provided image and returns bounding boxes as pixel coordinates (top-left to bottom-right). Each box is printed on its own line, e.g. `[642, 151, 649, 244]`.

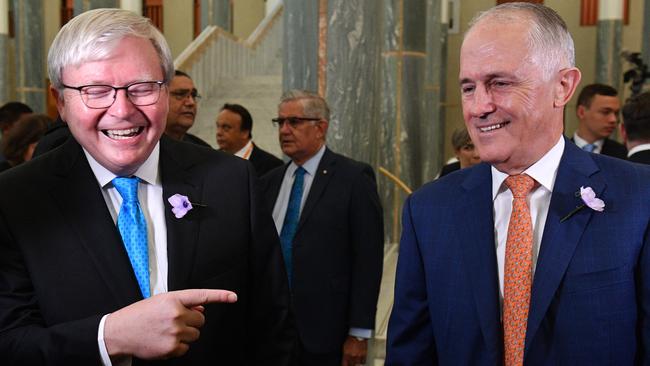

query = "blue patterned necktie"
[279, 166, 306, 287]
[582, 143, 596, 153]
[113, 177, 150, 298]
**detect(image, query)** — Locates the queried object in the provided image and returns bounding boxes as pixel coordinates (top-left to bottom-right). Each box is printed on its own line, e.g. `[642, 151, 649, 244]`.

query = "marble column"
[121, 0, 142, 15]
[595, 0, 623, 87]
[641, 0, 650, 78]
[200, 0, 231, 32]
[74, 0, 118, 15]
[282, 0, 319, 92]
[0, 0, 8, 104]
[421, 0, 446, 183]
[12, 0, 45, 112]
[378, 0, 427, 244]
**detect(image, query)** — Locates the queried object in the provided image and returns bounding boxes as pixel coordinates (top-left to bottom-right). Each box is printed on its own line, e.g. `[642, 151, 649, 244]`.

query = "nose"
[466, 85, 496, 118]
[108, 89, 137, 118]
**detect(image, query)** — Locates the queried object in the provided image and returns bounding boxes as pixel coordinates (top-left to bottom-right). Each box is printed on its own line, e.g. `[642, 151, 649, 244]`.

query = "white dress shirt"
[83, 143, 168, 366]
[627, 143, 650, 158]
[234, 140, 254, 160]
[492, 137, 564, 305]
[573, 132, 604, 154]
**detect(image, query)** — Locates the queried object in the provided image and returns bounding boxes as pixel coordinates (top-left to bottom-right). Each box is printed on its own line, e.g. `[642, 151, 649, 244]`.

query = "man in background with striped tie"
[0, 8, 292, 365]
[262, 90, 383, 366]
[387, 3, 650, 365]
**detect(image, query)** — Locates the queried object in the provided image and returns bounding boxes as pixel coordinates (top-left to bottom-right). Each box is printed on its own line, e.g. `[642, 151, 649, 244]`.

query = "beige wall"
[163, 0, 194, 58]
[442, 0, 645, 161]
[233, 0, 265, 39]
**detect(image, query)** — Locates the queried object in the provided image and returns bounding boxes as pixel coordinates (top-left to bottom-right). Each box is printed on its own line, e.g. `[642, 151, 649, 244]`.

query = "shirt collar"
[628, 143, 650, 157]
[492, 136, 564, 200]
[83, 142, 161, 188]
[234, 140, 254, 159]
[573, 132, 604, 149]
[287, 144, 326, 177]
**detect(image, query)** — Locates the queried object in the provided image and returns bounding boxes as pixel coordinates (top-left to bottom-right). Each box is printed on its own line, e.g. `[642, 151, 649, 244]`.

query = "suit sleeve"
[246, 165, 295, 365]
[347, 165, 384, 331]
[0, 214, 103, 365]
[385, 195, 437, 365]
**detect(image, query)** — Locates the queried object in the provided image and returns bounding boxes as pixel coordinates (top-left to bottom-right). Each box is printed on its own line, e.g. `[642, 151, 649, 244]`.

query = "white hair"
[466, 2, 575, 79]
[47, 8, 174, 89]
[279, 90, 330, 121]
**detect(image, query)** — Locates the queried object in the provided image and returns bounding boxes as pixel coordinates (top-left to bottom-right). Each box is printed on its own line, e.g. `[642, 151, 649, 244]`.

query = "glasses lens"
[80, 85, 115, 109]
[128, 82, 162, 106]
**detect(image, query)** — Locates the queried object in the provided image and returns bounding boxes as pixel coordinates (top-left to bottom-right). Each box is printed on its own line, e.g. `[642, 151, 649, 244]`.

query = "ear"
[51, 86, 66, 120]
[317, 119, 329, 139]
[554, 67, 581, 108]
[619, 123, 628, 144]
[576, 104, 586, 119]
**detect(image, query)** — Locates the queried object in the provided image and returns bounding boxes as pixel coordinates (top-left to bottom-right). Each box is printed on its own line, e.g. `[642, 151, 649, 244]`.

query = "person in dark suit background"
[216, 103, 283, 176]
[438, 126, 480, 178]
[571, 83, 628, 159]
[621, 91, 650, 164]
[261, 90, 383, 366]
[165, 70, 211, 147]
[0, 8, 292, 365]
[387, 3, 650, 365]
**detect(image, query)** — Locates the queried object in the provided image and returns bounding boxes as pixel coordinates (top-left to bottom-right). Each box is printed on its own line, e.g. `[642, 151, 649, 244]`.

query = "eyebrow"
[459, 72, 513, 85]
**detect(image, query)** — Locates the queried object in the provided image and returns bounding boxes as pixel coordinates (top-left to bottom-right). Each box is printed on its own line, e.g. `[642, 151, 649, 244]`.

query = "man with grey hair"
[387, 3, 650, 365]
[0, 8, 292, 365]
[262, 90, 384, 366]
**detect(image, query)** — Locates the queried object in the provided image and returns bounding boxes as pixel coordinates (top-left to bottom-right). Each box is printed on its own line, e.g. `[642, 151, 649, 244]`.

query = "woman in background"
[0, 114, 51, 172]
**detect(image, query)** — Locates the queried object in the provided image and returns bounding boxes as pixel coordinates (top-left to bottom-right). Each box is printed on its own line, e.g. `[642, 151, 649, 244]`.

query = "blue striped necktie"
[279, 166, 306, 287]
[582, 143, 596, 153]
[113, 177, 150, 298]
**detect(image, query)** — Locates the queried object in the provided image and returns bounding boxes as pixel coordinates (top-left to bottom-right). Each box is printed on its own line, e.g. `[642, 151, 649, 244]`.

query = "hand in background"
[104, 289, 237, 360]
[341, 336, 367, 366]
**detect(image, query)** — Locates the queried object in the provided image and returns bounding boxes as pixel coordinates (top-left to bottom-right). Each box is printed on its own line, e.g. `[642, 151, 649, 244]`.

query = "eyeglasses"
[61, 81, 165, 109]
[170, 89, 202, 102]
[271, 116, 321, 128]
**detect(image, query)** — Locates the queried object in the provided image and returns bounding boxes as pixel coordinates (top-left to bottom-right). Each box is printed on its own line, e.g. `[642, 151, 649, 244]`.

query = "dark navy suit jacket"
[387, 140, 650, 365]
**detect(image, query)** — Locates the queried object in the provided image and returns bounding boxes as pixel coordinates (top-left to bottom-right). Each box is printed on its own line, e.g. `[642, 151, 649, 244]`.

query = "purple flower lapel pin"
[168, 194, 206, 219]
[560, 186, 605, 222]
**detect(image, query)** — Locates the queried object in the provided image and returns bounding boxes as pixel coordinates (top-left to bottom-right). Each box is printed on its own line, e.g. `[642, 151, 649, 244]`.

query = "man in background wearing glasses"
[262, 90, 384, 366]
[0, 8, 292, 365]
[165, 70, 211, 148]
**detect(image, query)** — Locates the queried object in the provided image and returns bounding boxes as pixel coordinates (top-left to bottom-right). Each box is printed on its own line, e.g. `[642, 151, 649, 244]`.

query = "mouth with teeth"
[479, 121, 510, 133]
[103, 127, 144, 140]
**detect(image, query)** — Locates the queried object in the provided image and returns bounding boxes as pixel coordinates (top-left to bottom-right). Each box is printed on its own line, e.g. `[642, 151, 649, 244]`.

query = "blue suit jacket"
[386, 140, 650, 365]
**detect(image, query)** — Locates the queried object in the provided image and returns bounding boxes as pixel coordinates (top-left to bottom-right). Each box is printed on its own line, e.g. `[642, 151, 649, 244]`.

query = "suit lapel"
[297, 148, 335, 231]
[48, 140, 142, 306]
[159, 138, 202, 291]
[524, 141, 605, 355]
[456, 164, 503, 356]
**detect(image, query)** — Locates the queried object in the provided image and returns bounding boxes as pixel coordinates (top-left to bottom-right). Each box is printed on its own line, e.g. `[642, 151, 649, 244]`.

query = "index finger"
[173, 289, 238, 308]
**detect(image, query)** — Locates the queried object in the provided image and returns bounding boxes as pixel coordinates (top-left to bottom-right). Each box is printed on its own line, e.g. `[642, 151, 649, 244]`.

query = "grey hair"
[466, 2, 575, 78]
[279, 90, 330, 121]
[47, 8, 174, 90]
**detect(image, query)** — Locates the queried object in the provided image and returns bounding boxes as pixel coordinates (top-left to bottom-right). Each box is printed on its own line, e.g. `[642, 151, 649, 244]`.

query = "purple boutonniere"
[560, 186, 605, 222]
[167, 194, 206, 219]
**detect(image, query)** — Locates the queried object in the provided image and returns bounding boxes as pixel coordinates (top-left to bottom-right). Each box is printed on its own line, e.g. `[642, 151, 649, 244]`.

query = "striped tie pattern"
[279, 166, 306, 287]
[503, 174, 535, 366]
[113, 177, 150, 298]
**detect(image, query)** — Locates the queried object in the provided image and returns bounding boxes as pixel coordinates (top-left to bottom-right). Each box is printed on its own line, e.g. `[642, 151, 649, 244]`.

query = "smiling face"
[459, 19, 579, 174]
[216, 109, 250, 154]
[53, 36, 168, 176]
[577, 94, 620, 142]
[166, 75, 197, 139]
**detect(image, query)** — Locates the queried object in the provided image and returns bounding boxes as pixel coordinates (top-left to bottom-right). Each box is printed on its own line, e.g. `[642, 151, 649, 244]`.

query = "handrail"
[174, 3, 283, 71]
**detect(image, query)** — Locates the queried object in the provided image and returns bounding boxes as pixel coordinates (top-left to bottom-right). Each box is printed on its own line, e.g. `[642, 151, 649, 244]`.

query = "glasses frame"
[61, 80, 165, 109]
[170, 89, 202, 102]
[271, 116, 321, 128]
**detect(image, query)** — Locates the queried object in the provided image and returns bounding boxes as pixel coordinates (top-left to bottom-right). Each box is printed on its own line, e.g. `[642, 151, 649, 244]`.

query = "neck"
[165, 129, 184, 141]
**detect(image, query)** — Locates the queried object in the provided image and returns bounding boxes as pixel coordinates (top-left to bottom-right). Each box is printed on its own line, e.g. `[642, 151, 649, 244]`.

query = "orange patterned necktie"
[503, 174, 536, 366]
